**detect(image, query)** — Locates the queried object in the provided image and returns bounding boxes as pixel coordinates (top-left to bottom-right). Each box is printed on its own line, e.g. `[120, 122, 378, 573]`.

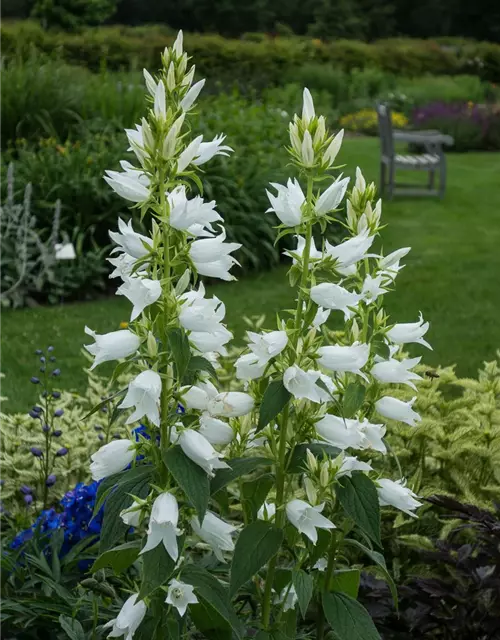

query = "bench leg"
[428, 170, 435, 191]
[380, 162, 386, 196]
[387, 162, 395, 200]
[439, 158, 446, 199]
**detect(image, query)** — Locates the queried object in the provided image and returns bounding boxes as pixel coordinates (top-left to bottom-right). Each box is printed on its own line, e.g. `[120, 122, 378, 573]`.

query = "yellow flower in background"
[340, 108, 408, 135]
[119, 321, 129, 329]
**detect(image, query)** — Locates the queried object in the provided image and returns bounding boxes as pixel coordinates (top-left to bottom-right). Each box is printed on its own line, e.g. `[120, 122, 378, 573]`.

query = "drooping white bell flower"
[325, 229, 374, 269]
[104, 170, 150, 203]
[310, 283, 362, 320]
[283, 366, 336, 404]
[358, 419, 387, 453]
[371, 357, 422, 390]
[362, 274, 388, 304]
[84, 327, 140, 369]
[313, 557, 328, 571]
[165, 579, 198, 617]
[386, 314, 432, 350]
[379, 247, 411, 270]
[189, 227, 241, 281]
[313, 307, 331, 328]
[274, 585, 298, 612]
[179, 429, 230, 476]
[207, 392, 254, 418]
[376, 478, 422, 518]
[177, 135, 203, 172]
[117, 277, 162, 321]
[375, 396, 421, 427]
[140, 492, 181, 561]
[247, 330, 288, 365]
[336, 455, 373, 478]
[193, 134, 233, 166]
[178, 286, 226, 332]
[120, 501, 142, 528]
[315, 415, 366, 451]
[180, 79, 206, 111]
[323, 129, 344, 167]
[109, 218, 152, 259]
[168, 186, 221, 232]
[189, 327, 232, 355]
[302, 88, 315, 124]
[180, 379, 218, 411]
[90, 439, 135, 481]
[125, 120, 153, 164]
[257, 501, 276, 521]
[199, 415, 234, 446]
[103, 593, 146, 640]
[317, 342, 370, 380]
[108, 253, 143, 280]
[286, 499, 336, 544]
[315, 176, 350, 216]
[190, 511, 237, 562]
[119, 370, 162, 426]
[283, 235, 323, 263]
[266, 179, 305, 227]
[235, 353, 266, 381]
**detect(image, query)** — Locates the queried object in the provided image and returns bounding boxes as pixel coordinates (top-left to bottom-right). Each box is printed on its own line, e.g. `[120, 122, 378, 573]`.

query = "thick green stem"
[261, 174, 315, 629]
[317, 531, 340, 639]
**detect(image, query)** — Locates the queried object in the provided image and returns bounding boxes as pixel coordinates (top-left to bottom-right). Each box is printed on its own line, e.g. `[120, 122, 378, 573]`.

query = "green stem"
[261, 174, 315, 629]
[317, 531, 340, 639]
[159, 169, 171, 467]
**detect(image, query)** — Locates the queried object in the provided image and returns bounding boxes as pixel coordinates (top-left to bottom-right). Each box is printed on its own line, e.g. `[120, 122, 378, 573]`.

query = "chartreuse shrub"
[340, 108, 408, 135]
[72, 31, 441, 639]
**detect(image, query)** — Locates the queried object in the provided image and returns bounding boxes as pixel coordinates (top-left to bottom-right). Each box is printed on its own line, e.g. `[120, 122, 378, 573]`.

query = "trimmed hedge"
[3, 21, 500, 83]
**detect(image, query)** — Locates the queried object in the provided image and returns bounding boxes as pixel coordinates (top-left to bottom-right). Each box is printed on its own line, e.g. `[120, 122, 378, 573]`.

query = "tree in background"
[31, 0, 119, 30]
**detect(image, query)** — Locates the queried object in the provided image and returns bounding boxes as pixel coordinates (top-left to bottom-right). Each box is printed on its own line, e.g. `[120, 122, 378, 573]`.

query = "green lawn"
[3, 137, 500, 412]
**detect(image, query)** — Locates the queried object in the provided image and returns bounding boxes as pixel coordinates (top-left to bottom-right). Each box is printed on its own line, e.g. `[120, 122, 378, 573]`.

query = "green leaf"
[189, 599, 233, 640]
[230, 521, 283, 597]
[342, 383, 366, 418]
[331, 569, 360, 599]
[371, 338, 390, 360]
[138, 541, 176, 600]
[94, 465, 153, 516]
[59, 615, 85, 640]
[322, 592, 381, 640]
[99, 466, 153, 552]
[344, 538, 398, 610]
[293, 570, 314, 619]
[258, 379, 291, 432]
[254, 633, 272, 640]
[210, 457, 272, 495]
[288, 443, 340, 474]
[181, 565, 244, 639]
[185, 355, 218, 383]
[81, 387, 127, 421]
[167, 327, 191, 379]
[336, 473, 381, 548]
[163, 446, 209, 522]
[241, 474, 274, 519]
[92, 540, 141, 574]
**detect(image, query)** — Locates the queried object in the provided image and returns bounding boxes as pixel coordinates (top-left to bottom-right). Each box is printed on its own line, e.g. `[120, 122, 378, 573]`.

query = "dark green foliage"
[31, 0, 118, 31]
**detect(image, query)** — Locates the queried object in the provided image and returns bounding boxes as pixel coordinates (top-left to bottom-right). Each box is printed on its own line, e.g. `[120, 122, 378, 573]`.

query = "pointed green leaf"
[332, 569, 360, 599]
[81, 388, 127, 422]
[322, 592, 381, 640]
[163, 446, 209, 522]
[336, 473, 381, 548]
[258, 379, 291, 431]
[94, 465, 153, 516]
[230, 521, 284, 597]
[293, 570, 314, 619]
[59, 615, 85, 640]
[185, 355, 218, 383]
[167, 327, 191, 379]
[288, 443, 340, 474]
[138, 541, 176, 600]
[92, 541, 141, 574]
[342, 383, 366, 418]
[241, 474, 274, 519]
[210, 457, 272, 495]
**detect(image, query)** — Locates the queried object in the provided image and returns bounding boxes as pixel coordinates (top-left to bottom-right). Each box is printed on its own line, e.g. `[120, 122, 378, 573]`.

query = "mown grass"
[2, 137, 500, 412]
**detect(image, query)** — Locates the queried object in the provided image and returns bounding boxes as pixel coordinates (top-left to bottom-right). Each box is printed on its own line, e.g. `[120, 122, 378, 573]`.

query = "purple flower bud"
[30, 447, 43, 457]
[24, 494, 33, 505]
[52, 391, 61, 399]
[42, 390, 48, 398]
[35, 349, 43, 355]
[49, 356, 56, 362]
[40, 356, 46, 363]
[112, 434, 122, 440]
[54, 409, 64, 418]
[40, 367, 46, 373]
[42, 424, 51, 433]
[29, 410, 41, 419]
[94, 425, 103, 431]
[0, 479, 5, 487]
[20, 485, 33, 495]
[101, 406, 108, 413]
[98, 434, 104, 441]
[33, 406, 43, 413]
[56, 447, 68, 457]
[53, 430, 62, 437]
[52, 369, 61, 377]
[47, 346, 54, 352]
[30, 377, 40, 384]
[45, 474, 57, 487]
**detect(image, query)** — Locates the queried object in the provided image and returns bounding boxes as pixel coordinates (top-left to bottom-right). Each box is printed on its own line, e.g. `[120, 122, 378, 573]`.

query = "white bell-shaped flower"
[247, 330, 288, 365]
[207, 392, 254, 418]
[119, 370, 162, 426]
[266, 178, 305, 227]
[180, 380, 218, 411]
[313, 307, 331, 328]
[358, 418, 387, 453]
[283, 366, 336, 404]
[375, 396, 421, 427]
[103, 593, 146, 640]
[317, 342, 370, 380]
[193, 134, 233, 166]
[284, 235, 323, 264]
[325, 229, 374, 269]
[379, 247, 411, 270]
[315, 176, 350, 216]
[84, 327, 140, 370]
[235, 354, 266, 381]
[168, 186, 221, 232]
[120, 501, 142, 528]
[336, 455, 373, 478]
[315, 414, 366, 451]
[104, 171, 150, 203]
[90, 439, 135, 481]
[140, 492, 181, 561]
[257, 501, 276, 521]
[165, 579, 198, 617]
[189, 228, 241, 281]
[376, 478, 422, 518]
[274, 585, 298, 612]
[179, 429, 230, 476]
[117, 277, 162, 321]
[179, 286, 226, 333]
[109, 218, 152, 259]
[190, 511, 237, 562]
[310, 283, 362, 320]
[189, 327, 232, 355]
[286, 499, 336, 544]
[371, 357, 422, 390]
[386, 314, 431, 349]
[199, 415, 234, 446]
